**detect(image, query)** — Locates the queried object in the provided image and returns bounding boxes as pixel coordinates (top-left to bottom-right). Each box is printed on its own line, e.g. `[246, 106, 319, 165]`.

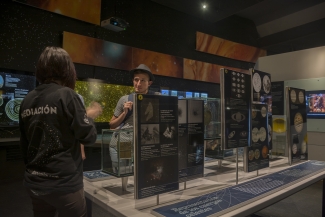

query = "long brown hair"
[36, 46, 76, 89]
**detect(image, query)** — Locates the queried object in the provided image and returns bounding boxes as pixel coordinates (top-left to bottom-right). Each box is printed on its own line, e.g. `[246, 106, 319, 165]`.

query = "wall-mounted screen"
[0, 72, 36, 126]
[306, 90, 325, 119]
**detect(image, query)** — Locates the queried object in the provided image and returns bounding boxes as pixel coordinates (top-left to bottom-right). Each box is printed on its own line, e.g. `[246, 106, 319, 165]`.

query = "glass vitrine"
[101, 128, 134, 177]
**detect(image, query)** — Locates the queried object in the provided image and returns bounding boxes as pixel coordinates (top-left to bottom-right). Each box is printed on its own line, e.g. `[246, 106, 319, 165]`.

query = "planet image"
[0, 75, 3, 88]
[301, 141, 307, 154]
[248, 150, 254, 161]
[263, 75, 271, 94]
[292, 144, 298, 154]
[262, 146, 269, 158]
[290, 89, 297, 103]
[253, 73, 261, 93]
[254, 149, 260, 160]
[5, 98, 23, 121]
[298, 91, 304, 104]
[228, 131, 235, 139]
[259, 127, 267, 142]
[294, 112, 303, 133]
[252, 127, 259, 143]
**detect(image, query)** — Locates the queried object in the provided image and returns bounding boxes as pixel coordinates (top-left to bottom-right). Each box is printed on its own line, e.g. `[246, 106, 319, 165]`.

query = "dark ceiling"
[151, 0, 325, 55]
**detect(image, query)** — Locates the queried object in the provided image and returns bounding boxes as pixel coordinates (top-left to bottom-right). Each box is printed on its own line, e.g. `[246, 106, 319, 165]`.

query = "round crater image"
[252, 127, 259, 143]
[248, 150, 254, 161]
[259, 127, 267, 142]
[261, 106, 267, 117]
[254, 149, 260, 160]
[301, 141, 307, 154]
[262, 146, 269, 158]
[290, 89, 297, 103]
[253, 73, 261, 93]
[294, 112, 303, 133]
[292, 144, 298, 154]
[298, 91, 305, 104]
[263, 75, 271, 94]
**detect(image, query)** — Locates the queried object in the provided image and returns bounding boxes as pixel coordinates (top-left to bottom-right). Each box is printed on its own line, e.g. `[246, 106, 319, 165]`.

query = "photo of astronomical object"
[140, 98, 159, 123]
[253, 72, 261, 93]
[298, 91, 305, 104]
[187, 100, 203, 123]
[178, 100, 187, 124]
[248, 150, 254, 161]
[290, 89, 297, 103]
[261, 106, 267, 117]
[252, 127, 259, 143]
[301, 140, 307, 154]
[142, 156, 178, 188]
[308, 94, 325, 113]
[294, 112, 303, 133]
[263, 75, 271, 94]
[140, 124, 159, 145]
[292, 144, 298, 154]
[259, 127, 267, 142]
[231, 111, 246, 123]
[161, 123, 177, 144]
[188, 134, 204, 166]
[255, 149, 260, 160]
[262, 146, 269, 158]
[228, 131, 235, 139]
[5, 98, 23, 122]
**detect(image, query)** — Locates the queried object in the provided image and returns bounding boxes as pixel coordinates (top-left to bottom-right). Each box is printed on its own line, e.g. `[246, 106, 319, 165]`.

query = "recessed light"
[203, 4, 207, 9]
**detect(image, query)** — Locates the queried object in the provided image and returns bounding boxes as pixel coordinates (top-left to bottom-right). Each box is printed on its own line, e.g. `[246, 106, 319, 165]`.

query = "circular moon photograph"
[259, 127, 267, 142]
[301, 140, 307, 154]
[253, 73, 261, 93]
[261, 106, 267, 117]
[294, 112, 303, 133]
[249, 150, 254, 161]
[5, 98, 23, 121]
[292, 144, 298, 154]
[298, 91, 304, 104]
[290, 89, 297, 103]
[254, 149, 260, 160]
[263, 75, 271, 94]
[252, 127, 259, 143]
[262, 146, 269, 158]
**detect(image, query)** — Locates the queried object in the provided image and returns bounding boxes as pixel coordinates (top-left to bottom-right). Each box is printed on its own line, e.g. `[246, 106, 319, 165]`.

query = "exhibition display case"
[203, 97, 221, 139]
[101, 128, 134, 177]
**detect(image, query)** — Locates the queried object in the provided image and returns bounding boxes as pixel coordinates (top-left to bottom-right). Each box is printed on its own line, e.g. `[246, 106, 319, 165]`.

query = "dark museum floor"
[0, 148, 323, 217]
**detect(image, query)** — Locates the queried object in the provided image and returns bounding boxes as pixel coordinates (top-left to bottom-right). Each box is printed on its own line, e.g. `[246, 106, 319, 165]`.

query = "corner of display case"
[101, 128, 134, 177]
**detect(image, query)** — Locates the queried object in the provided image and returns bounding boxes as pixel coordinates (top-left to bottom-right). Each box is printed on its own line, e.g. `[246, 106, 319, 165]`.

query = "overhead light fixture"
[202, 4, 207, 9]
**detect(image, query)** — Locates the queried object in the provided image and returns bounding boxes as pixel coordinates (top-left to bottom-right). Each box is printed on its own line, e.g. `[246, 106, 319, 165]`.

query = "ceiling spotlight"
[203, 4, 207, 9]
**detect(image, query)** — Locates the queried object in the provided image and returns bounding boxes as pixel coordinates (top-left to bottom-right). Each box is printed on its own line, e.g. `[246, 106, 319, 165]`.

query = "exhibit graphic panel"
[246, 104, 269, 172]
[178, 99, 204, 182]
[134, 94, 179, 199]
[286, 87, 308, 164]
[0, 72, 36, 126]
[271, 81, 285, 115]
[250, 69, 271, 104]
[152, 160, 325, 217]
[220, 69, 251, 149]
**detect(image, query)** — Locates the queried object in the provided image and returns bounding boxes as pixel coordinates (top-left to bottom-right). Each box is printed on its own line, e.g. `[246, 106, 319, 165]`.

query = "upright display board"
[251, 69, 271, 104]
[286, 87, 308, 164]
[247, 104, 269, 172]
[178, 99, 204, 182]
[134, 94, 179, 199]
[220, 69, 251, 149]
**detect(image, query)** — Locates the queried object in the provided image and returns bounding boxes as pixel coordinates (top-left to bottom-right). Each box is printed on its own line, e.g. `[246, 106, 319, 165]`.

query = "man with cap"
[109, 64, 156, 129]
[108, 64, 158, 173]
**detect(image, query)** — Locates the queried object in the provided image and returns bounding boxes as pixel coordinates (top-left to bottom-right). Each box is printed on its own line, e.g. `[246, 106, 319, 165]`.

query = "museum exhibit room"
[1, 0, 325, 216]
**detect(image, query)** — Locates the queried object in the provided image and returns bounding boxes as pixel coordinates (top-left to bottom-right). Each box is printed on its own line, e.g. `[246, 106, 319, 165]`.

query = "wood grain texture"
[196, 32, 266, 63]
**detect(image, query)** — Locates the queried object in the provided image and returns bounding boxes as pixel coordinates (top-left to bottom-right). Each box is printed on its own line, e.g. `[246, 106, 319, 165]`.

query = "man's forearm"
[110, 112, 127, 129]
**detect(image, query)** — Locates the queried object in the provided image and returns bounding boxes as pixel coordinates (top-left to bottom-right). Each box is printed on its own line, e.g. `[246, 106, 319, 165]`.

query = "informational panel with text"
[134, 94, 179, 199]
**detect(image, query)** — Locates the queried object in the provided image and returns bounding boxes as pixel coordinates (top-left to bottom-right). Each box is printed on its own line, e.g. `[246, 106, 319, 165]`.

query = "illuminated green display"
[75, 81, 134, 122]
